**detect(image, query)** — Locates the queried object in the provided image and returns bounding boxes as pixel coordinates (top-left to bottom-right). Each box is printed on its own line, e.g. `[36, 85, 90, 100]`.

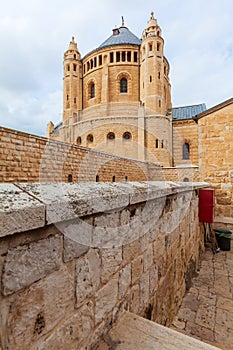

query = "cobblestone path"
[171, 248, 233, 350]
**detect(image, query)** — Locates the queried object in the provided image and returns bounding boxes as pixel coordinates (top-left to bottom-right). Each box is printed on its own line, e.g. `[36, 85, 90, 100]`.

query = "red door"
[199, 189, 214, 223]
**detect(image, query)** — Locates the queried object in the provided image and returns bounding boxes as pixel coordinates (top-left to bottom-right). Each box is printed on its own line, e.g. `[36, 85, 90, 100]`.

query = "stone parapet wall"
[0, 181, 207, 350]
[0, 126, 197, 184]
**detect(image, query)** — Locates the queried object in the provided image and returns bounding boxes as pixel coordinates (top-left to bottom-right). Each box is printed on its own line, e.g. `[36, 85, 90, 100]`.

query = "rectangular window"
[110, 52, 114, 63]
[122, 51, 126, 61]
[94, 57, 97, 67]
[134, 52, 138, 62]
[73, 64, 76, 72]
[127, 52, 131, 62]
[116, 52, 120, 62]
[99, 55, 102, 65]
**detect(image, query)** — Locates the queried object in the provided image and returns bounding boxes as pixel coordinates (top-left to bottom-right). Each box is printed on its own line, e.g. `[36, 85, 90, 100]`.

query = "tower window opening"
[90, 59, 93, 69]
[99, 55, 102, 65]
[120, 78, 127, 93]
[150, 75, 152, 83]
[158, 99, 161, 107]
[68, 174, 73, 182]
[112, 175, 115, 182]
[155, 139, 159, 148]
[127, 52, 131, 62]
[110, 52, 114, 63]
[74, 97, 76, 104]
[107, 132, 115, 140]
[90, 83, 95, 98]
[83, 65, 86, 74]
[157, 31, 160, 36]
[158, 72, 160, 79]
[123, 131, 131, 140]
[134, 52, 138, 62]
[87, 134, 94, 143]
[67, 94, 69, 101]
[182, 143, 190, 160]
[73, 64, 76, 72]
[125, 176, 128, 181]
[161, 140, 164, 148]
[76, 136, 81, 145]
[87, 62, 90, 71]
[149, 43, 153, 51]
[67, 64, 70, 71]
[74, 54, 76, 59]
[157, 43, 160, 51]
[116, 52, 120, 62]
[94, 57, 97, 67]
[96, 175, 99, 182]
[122, 51, 126, 61]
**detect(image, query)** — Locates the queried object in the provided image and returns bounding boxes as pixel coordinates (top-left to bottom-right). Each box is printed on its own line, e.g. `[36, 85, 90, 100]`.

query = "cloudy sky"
[0, 0, 232, 136]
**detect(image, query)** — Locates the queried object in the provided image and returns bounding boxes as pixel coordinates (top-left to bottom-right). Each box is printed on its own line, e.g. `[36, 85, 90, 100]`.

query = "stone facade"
[0, 182, 207, 350]
[197, 98, 233, 227]
[0, 126, 199, 183]
[47, 13, 173, 166]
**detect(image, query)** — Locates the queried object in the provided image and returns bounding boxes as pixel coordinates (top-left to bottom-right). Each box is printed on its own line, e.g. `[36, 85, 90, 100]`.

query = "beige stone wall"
[0, 126, 163, 183]
[198, 101, 233, 221]
[173, 119, 199, 166]
[0, 182, 205, 350]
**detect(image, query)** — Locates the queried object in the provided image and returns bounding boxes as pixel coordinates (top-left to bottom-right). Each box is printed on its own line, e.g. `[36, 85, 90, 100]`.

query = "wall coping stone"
[0, 181, 209, 238]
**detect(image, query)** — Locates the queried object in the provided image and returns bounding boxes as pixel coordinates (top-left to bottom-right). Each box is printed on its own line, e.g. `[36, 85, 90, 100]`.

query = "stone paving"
[171, 248, 233, 350]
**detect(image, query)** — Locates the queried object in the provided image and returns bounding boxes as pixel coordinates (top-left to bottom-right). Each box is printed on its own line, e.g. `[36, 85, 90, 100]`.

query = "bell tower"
[63, 37, 82, 122]
[140, 12, 169, 114]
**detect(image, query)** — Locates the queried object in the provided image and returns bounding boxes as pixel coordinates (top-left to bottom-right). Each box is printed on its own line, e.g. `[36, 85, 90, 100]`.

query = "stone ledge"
[97, 312, 221, 350]
[0, 181, 209, 238]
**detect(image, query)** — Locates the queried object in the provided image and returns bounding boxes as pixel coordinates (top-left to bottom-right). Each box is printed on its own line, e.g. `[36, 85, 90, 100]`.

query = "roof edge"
[195, 97, 233, 121]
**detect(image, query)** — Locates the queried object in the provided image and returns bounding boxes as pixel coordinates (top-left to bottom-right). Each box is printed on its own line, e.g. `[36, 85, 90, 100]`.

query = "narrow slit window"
[182, 143, 190, 160]
[120, 78, 127, 93]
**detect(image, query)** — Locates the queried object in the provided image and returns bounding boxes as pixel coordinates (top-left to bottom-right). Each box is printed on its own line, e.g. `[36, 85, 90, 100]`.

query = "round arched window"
[87, 134, 94, 143]
[76, 136, 81, 145]
[120, 78, 128, 93]
[123, 132, 132, 140]
[107, 132, 115, 141]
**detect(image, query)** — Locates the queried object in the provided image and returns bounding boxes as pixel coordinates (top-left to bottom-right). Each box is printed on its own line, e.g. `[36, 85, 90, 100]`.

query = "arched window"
[112, 176, 115, 182]
[96, 175, 99, 182]
[76, 136, 81, 145]
[107, 132, 115, 141]
[123, 132, 131, 140]
[90, 83, 95, 98]
[182, 142, 190, 160]
[183, 177, 189, 182]
[87, 134, 94, 143]
[68, 174, 73, 182]
[120, 78, 127, 93]
[155, 139, 159, 148]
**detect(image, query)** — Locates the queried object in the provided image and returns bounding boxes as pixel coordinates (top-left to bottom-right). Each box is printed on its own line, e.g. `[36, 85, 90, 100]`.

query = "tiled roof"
[98, 26, 141, 49]
[172, 104, 206, 121]
[52, 121, 62, 134]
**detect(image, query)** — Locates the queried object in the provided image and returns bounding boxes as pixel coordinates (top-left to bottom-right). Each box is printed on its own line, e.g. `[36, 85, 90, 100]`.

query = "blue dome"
[98, 26, 141, 49]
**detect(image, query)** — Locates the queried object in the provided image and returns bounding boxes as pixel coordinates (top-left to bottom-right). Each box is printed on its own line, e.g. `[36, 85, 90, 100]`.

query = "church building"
[47, 12, 206, 167]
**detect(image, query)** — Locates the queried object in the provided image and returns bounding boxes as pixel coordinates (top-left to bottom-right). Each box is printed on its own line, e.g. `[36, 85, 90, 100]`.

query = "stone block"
[119, 264, 131, 299]
[2, 235, 62, 295]
[6, 266, 75, 350]
[95, 274, 119, 325]
[0, 183, 45, 237]
[132, 256, 143, 284]
[76, 249, 100, 307]
[101, 247, 122, 283]
[63, 236, 89, 262]
[37, 303, 94, 350]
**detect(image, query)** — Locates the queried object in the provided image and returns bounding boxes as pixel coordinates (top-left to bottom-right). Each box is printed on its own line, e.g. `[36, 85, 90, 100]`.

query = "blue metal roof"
[172, 104, 206, 121]
[52, 121, 62, 134]
[98, 26, 141, 49]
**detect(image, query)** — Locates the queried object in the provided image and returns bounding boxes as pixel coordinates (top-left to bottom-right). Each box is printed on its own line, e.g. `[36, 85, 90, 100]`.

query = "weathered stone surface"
[7, 265, 75, 350]
[95, 274, 119, 324]
[0, 183, 45, 237]
[101, 247, 122, 283]
[131, 256, 143, 284]
[63, 236, 89, 262]
[38, 303, 94, 350]
[2, 235, 62, 295]
[99, 312, 220, 350]
[76, 249, 100, 307]
[119, 264, 131, 299]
